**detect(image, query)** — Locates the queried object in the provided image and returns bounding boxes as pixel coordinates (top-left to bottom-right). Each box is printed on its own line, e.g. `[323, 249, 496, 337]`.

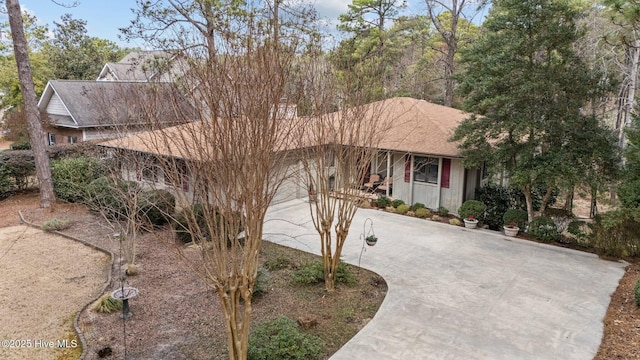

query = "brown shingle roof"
[369, 97, 468, 157]
[100, 97, 469, 158]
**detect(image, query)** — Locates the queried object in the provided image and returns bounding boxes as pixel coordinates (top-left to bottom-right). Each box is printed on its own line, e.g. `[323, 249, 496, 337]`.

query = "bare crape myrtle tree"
[295, 60, 392, 292]
[100, 1, 314, 358]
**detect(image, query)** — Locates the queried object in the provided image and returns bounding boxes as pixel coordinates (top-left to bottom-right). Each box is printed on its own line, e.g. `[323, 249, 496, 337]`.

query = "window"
[67, 136, 78, 144]
[414, 156, 438, 184]
[137, 156, 158, 183]
[165, 161, 190, 192]
[48, 133, 56, 145]
[142, 164, 158, 182]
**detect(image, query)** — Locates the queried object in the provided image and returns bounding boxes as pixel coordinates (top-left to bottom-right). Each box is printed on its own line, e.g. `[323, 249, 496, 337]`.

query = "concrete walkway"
[264, 200, 626, 360]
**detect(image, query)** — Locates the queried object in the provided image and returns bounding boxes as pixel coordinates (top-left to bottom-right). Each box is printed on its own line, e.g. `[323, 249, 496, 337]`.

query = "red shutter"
[404, 155, 411, 182]
[441, 158, 451, 189]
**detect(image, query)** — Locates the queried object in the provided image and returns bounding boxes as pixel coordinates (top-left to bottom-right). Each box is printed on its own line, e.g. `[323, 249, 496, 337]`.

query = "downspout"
[386, 151, 391, 197]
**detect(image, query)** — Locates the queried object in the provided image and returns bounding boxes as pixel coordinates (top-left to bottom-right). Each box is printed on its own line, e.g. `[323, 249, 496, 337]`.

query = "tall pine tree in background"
[452, 0, 618, 222]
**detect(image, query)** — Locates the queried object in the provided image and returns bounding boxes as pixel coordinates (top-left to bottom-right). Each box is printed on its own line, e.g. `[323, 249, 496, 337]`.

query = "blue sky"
[2, 1, 487, 49]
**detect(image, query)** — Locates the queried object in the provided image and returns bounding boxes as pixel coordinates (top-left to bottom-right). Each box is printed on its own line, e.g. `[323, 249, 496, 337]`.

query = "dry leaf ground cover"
[1, 191, 639, 359]
[3, 192, 386, 359]
[0, 211, 110, 359]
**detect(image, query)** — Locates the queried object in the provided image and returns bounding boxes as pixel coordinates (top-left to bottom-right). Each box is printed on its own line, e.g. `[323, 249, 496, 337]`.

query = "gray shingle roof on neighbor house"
[98, 51, 183, 82]
[39, 80, 195, 128]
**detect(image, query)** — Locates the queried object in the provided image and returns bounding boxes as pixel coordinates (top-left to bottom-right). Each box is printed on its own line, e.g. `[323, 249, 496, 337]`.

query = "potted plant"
[463, 215, 478, 229]
[458, 200, 486, 229]
[502, 209, 527, 236]
[365, 234, 378, 246]
[503, 221, 519, 236]
[308, 185, 316, 203]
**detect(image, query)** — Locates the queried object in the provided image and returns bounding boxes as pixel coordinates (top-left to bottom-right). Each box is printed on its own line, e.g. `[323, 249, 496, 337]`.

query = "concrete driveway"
[263, 200, 626, 360]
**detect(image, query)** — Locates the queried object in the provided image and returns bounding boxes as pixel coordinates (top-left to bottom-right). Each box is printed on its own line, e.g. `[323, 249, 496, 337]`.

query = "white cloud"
[312, 0, 351, 22]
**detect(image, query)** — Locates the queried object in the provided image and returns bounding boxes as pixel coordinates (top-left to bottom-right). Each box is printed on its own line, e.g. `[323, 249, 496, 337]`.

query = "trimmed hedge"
[85, 176, 138, 220]
[51, 157, 104, 203]
[375, 195, 391, 208]
[396, 204, 410, 215]
[502, 209, 527, 229]
[391, 199, 405, 208]
[414, 208, 431, 219]
[527, 216, 559, 243]
[457, 200, 486, 220]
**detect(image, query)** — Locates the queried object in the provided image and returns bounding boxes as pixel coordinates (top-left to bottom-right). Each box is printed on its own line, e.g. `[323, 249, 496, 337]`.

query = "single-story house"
[37, 80, 195, 145]
[365, 97, 482, 212]
[98, 97, 481, 212]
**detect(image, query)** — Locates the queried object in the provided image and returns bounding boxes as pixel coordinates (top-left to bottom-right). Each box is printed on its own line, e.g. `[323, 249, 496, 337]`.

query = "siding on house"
[45, 93, 69, 116]
[389, 152, 469, 213]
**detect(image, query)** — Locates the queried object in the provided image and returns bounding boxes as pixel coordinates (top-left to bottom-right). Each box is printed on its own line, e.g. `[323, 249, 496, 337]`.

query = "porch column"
[436, 157, 442, 209]
[409, 154, 414, 204]
[386, 151, 391, 197]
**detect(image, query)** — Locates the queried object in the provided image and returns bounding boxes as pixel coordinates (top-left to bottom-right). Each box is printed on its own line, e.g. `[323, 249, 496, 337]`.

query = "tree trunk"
[523, 185, 535, 223]
[590, 185, 598, 219]
[617, 39, 640, 149]
[538, 186, 554, 215]
[564, 184, 574, 212]
[443, 44, 456, 107]
[6, 0, 55, 208]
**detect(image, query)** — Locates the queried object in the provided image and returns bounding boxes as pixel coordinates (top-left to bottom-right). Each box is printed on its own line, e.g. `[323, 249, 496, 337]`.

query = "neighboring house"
[37, 80, 195, 145]
[97, 51, 188, 82]
[98, 97, 480, 210]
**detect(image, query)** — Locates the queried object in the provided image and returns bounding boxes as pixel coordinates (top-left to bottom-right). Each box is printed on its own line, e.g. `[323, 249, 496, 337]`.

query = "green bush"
[264, 254, 292, 271]
[0, 150, 35, 190]
[9, 141, 30, 150]
[411, 202, 426, 211]
[85, 177, 137, 220]
[436, 206, 449, 216]
[527, 216, 559, 243]
[414, 207, 431, 219]
[475, 184, 512, 230]
[502, 209, 527, 229]
[0, 165, 12, 199]
[51, 157, 104, 203]
[566, 220, 590, 243]
[635, 278, 640, 307]
[140, 189, 175, 226]
[248, 316, 323, 360]
[391, 199, 405, 208]
[396, 204, 410, 215]
[375, 195, 391, 208]
[292, 260, 354, 285]
[592, 209, 640, 258]
[173, 204, 243, 244]
[457, 200, 486, 220]
[252, 267, 269, 298]
[449, 218, 462, 226]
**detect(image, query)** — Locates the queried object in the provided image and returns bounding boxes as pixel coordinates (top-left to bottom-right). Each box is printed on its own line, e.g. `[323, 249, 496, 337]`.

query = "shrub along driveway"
[264, 201, 626, 360]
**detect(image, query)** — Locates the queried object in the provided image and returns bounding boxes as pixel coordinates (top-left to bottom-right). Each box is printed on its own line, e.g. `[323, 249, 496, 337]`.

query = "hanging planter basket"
[365, 235, 378, 246]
